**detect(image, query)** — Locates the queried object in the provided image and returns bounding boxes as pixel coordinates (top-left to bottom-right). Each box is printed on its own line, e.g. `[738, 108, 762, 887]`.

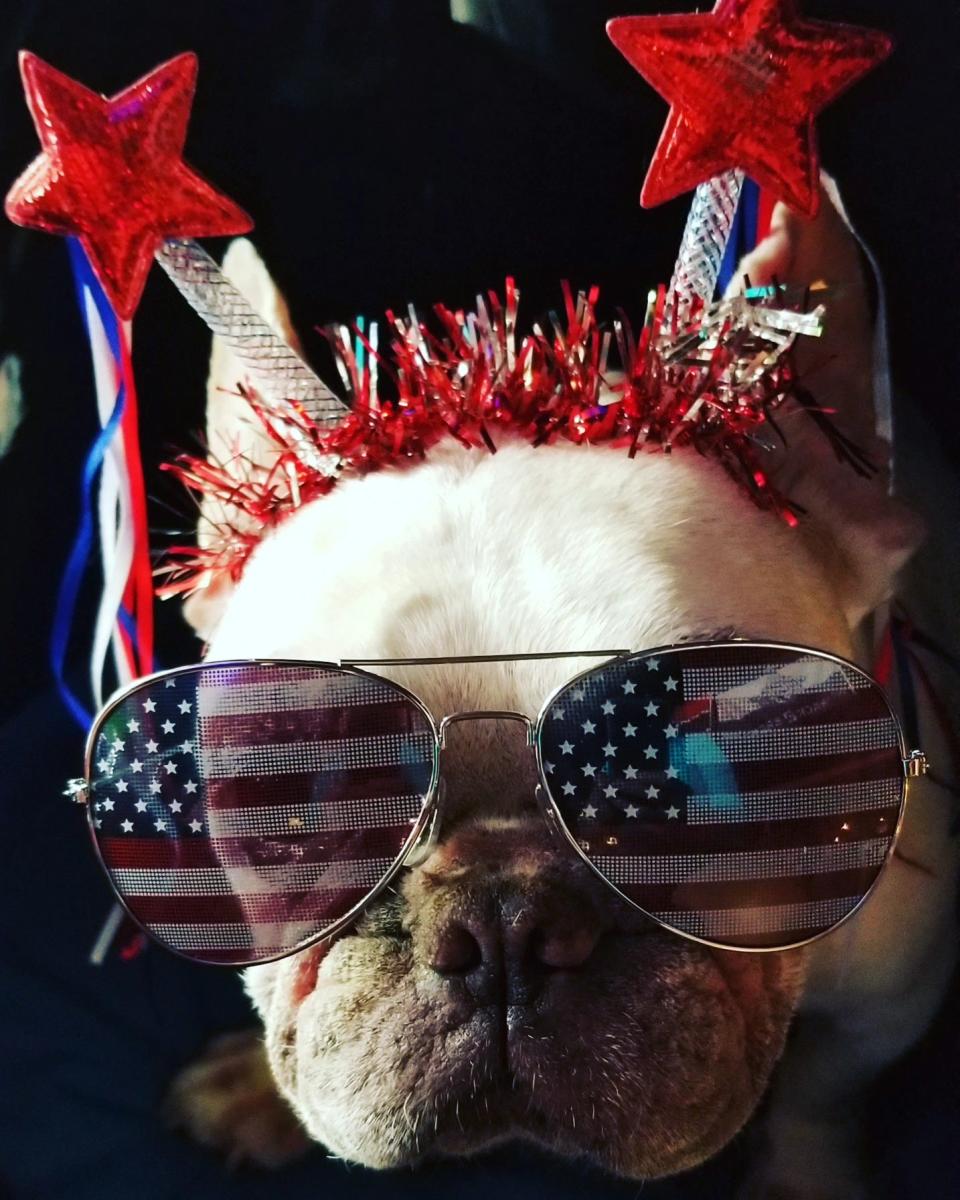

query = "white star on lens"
[664, 724, 678, 738]
[622, 680, 636, 694]
[551, 707, 565, 721]
[97, 759, 109, 774]
[163, 761, 178, 775]
[134, 799, 149, 813]
[544, 761, 555, 775]
[603, 784, 617, 799]
[581, 719, 596, 734]
[559, 741, 574, 755]
[644, 745, 658, 759]
[130, 760, 143, 774]
[581, 763, 597, 778]
[165, 679, 176, 688]
[561, 782, 577, 796]
[665, 765, 679, 780]
[100, 798, 115, 811]
[666, 806, 680, 819]
[169, 800, 183, 813]
[601, 700, 615, 715]
[646, 658, 660, 671]
[149, 780, 162, 795]
[94, 818, 102, 829]
[179, 741, 194, 755]
[624, 765, 638, 780]
[644, 701, 659, 716]
[645, 785, 660, 799]
[184, 780, 198, 794]
[111, 737, 124, 752]
[154, 819, 167, 832]
[177, 700, 192, 714]
[115, 780, 128, 793]
[625, 804, 639, 818]
[623, 723, 637, 737]
[603, 742, 617, 757]
[664, 677, 678, 691]
[143, 698, 156, 713]
[120, 819, 134, 833]
[145, 739, 159, 753]
[581, 804, 598, 819]
[570, 688, 585, 702]
[189, 819, 203, 833]
[126, 719, 140, 733]
[161, 720, 175, 734]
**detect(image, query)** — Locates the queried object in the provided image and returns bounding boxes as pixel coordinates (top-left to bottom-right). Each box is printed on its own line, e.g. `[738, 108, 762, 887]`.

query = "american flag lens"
[537, 646, 906, 950]
[86, 663, 438, 965]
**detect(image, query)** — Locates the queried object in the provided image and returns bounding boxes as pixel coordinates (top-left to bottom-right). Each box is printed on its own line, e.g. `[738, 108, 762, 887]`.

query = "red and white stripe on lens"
[538, 646, 904, 949]
[88, 663, 436, 964]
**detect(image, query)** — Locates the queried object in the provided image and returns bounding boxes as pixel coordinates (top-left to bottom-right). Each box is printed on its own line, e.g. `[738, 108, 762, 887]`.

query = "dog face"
[184, 187, 918, 1176]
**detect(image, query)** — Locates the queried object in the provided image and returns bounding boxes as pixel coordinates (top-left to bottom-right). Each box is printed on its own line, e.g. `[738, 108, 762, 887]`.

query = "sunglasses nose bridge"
[437, 710, 535, 748]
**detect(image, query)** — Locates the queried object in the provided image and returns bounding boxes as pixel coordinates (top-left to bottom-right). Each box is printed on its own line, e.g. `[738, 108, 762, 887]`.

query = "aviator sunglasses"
[70, 641, 927, 966]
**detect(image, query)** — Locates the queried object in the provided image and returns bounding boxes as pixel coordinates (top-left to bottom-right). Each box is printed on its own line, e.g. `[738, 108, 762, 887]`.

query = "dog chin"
[250, 925, 805, 1179]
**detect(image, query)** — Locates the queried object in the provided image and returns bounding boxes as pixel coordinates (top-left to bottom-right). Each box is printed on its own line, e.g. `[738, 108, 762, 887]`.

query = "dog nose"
[429, 901, 605, 1006]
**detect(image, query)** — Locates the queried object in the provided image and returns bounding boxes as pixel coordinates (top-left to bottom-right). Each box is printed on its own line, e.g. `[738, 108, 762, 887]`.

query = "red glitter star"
[607, 0, 892, 217]
[5, 52, 252, 318]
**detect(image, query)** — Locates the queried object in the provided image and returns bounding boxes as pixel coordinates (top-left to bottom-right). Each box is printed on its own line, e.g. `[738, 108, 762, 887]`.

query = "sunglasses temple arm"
[401, 782, 446, 868]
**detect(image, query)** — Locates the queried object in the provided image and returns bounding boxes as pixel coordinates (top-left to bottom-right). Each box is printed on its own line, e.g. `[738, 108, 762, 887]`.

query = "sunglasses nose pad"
[535, 783, 566, 846]
[401, 779, 446, 868]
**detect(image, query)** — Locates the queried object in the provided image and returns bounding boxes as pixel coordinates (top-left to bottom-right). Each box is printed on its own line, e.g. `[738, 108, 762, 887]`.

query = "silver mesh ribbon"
[155, 239, 347, 426]
[669, 169, 745, 321]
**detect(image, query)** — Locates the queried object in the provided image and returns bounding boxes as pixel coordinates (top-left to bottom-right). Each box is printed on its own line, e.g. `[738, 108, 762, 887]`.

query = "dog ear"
[726, 175, 923, 629]
[182, 239, 297, 640]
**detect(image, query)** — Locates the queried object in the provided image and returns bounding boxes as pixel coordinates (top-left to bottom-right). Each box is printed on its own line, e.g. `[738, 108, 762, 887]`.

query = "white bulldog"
[166, 182, 958, 1197]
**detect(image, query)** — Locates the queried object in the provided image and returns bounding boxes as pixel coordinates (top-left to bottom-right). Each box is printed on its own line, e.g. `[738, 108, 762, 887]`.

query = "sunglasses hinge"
[63, 777, 89, 805]
[903, 750, 929, 778]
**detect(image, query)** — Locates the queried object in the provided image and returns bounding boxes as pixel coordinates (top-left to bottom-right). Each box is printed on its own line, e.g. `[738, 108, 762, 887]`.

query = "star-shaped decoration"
[148, 779, 162, 795]
[601, 700, 616, 715]
[562, 781, 577, 796]
[134, 799, 149, 813]
[543, 760, 555, 775]
[126, 719, 140, 733]
[130, 759, 143, 774]
[624, 765, 639, 780]
[603, 784, 618, 799]
[180, 740, 194, 755]
[665, 765, 680, 780]
[120, 819, 134, 833]
[623, 722, 637, 737]
[143, 699, 157, 713]
[607, 0, 892, 216]
[645, 658, 660, 672]
[644, 701, 659, 717]
[581, 804, 599, 820]
[163, 760, 178, 775]
[154, 818, 168, 832]
[559, 740, 575, 756]
[552, 707, 565, 720]
[625, 803, 640, 818]
[646, 785, 660, 799]
[97, 759, 109, 774]
[184, 780, 199, 794]
[570, 688, 586, 702]
[581, 719, 597, 734]
[145, 739, 159, 753]
[666, 805, 681, 820]
[161, 719, 176, 734]
[664, 723, 678, 738]
[581, 763, 598, 778]
[602, 742, 617, 757]
[115, 780, 128, 794]
[664, 677, 678, 692]
[177, 699, 193, 714]
[622, 680, 637, 694]
[170, 799, 183, 813]
[165, 679, 177, 688]
[5, 52, 252, 317]
[111, 737, 124, 752]
[644, 744, 659, 759]
[100, 798, 116, 811]
[189, 819, 203, 833]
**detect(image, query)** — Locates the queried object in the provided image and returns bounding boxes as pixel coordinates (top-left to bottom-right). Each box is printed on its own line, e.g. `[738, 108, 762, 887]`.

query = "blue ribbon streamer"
[716, 177, 761, 297]
[51, 241, 127, 729]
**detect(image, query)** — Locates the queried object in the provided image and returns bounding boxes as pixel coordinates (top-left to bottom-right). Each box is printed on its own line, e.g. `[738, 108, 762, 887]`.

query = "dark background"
[0, 2, 957, 1197]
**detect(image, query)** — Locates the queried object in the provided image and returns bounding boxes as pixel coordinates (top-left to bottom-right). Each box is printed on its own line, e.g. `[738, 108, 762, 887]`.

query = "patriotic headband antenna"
[5, 0, 892, 733]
